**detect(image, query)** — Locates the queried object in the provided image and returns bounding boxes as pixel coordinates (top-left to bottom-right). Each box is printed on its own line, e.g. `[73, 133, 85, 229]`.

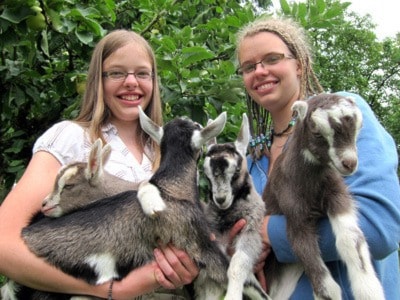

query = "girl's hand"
[254, 242, 271, 292]
[226, 218, 247, 256]
[154, 243, 199, 289]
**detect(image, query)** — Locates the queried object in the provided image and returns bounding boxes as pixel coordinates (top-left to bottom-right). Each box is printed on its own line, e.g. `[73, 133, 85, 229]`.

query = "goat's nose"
[215, 197, 225, 205]
[342, 158, 357, 172]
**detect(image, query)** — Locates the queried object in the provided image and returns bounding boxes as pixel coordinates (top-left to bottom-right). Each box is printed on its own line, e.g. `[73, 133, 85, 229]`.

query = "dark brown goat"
[263, 94, 384, 300]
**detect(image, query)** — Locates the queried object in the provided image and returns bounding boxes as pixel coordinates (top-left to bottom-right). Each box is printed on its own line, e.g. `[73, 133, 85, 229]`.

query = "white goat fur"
[263, 94, 384, 300]
[203, 113, 270, 300]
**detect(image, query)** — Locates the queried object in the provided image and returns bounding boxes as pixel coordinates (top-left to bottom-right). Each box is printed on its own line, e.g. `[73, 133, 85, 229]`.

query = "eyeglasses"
[102, 70, 154, 82]
[236, 52, 294, 75]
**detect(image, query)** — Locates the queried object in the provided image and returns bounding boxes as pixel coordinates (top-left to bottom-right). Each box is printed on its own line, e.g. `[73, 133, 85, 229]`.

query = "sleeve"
[268, 92, 400, 263]
[33, 121, 88, 166]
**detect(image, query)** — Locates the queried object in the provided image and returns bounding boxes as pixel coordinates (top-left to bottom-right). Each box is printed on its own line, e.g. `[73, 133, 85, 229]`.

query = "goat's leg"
[224, 231, 260, 299]
[225, 249, 251, 300]
[242, 273, 272, 300]
[193, 274, 225, 300]
[268, 262, 303, 300]
[225, 252, 270, 300]
[137, 181, 166, 217]
[287, 220, 341, 300]
[224, 231, 270, 300]
[328, 198, 384, 300]
[1, 280, 19, 300]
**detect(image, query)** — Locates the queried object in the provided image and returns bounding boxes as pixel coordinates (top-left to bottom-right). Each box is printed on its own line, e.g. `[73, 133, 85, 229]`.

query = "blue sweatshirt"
[247, 92, 400, 300]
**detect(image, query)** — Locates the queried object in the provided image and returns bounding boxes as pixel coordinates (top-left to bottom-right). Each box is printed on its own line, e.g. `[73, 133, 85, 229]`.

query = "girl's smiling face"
[238, 31, 302, 114]
[102, 42, 153, 124]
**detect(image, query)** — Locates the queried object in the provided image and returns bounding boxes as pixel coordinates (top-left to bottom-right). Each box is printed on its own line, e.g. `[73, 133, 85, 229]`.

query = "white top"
[33, 121, 154, 183]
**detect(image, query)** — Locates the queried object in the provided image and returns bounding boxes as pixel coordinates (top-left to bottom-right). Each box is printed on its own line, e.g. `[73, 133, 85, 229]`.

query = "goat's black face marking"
[204, 143, 243, 210]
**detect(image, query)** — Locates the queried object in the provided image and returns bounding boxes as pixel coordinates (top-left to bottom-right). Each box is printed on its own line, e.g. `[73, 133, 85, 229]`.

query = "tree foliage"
[1, 0, 399, 201]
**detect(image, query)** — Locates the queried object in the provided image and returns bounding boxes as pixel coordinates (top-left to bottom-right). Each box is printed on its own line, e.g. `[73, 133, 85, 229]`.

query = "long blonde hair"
[75, 29, 162, 168]
[236, 16, 324, 159]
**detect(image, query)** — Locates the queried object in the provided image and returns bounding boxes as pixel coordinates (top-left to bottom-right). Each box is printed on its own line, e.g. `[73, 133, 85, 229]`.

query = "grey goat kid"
[9, 108, 237, 300]
[203, 113, 269, 300]
[42, 138, 137, 217]
[263, 94, 384, 300]
[1, 139, 136, 300]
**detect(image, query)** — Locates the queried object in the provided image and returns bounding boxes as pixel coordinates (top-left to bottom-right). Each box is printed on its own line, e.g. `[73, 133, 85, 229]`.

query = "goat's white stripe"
[85, 253, 118, 284]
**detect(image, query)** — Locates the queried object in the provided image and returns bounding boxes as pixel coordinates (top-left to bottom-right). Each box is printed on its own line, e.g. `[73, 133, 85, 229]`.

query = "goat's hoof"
[142, 201, 167, 217]
[137, 181, 167, 217]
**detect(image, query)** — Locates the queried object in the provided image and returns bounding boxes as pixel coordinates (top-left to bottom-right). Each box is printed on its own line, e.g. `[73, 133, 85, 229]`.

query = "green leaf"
[40, 31, 50, 57]
[324, 7, 343, 19]
[75, 29, 93, 44]
[297, 2, 307, 23]
[0, 7, 32, 23]
[316, 0, 327, 14]
[47, 8, 64, 32]
[82, 18, 106, 36]
[159, 36, 177, 52]
[280, 0, 291, 15]
[181, 46, 215, 67]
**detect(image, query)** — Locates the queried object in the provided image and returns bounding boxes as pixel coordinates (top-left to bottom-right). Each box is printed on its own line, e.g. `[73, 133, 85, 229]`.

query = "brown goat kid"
[263, 94, 384, 300]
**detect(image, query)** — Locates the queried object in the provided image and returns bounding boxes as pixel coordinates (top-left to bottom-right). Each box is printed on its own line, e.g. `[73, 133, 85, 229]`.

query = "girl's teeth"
[122, 95, 139, 101]
[258, 83, 274, 90]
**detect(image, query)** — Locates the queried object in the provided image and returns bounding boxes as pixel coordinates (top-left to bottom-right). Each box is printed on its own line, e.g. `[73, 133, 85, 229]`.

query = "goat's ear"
[235, 113, 250, 157]
[86, 139, 103, 182]
[205, 118, 217, 149]
[206, 137, 217, 150]
[194, 112, 227, 149]
[292, 100, 308, 121]
[101, 144, 112, 166]
[138, 106, 163, 145]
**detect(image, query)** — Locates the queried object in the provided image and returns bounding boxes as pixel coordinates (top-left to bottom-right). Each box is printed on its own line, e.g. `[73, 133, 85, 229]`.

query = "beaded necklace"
[246, 93, 298, 159]
[249, 116, 296, 151]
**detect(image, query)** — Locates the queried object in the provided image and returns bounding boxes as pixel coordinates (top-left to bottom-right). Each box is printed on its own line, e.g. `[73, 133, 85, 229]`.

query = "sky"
[347, 0, 399, 39]
[270, 0, 399, 40]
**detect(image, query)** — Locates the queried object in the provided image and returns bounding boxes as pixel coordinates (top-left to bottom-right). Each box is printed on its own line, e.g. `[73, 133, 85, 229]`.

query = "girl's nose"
[253, 62, 270, 75]
[123, 73, 139, 86]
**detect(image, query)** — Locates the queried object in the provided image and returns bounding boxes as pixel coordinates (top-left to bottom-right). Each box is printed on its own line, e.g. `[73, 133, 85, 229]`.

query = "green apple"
[26, 6, 46, 31]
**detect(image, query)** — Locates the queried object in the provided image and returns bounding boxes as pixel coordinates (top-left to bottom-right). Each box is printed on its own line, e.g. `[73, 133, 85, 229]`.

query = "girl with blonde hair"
[0, 29, 198, 299]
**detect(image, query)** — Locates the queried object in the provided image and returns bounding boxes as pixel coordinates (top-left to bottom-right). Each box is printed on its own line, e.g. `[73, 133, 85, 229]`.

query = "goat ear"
[86, 139, 103, 182]
[234, 113, 250, 157]
[138, 106, 163, 145]
[194, 112, 227, 149]
[292, 100, 308, 121]
[205, 118, 217, 149]
[101, 144, 112, 166]
[206, 137, 217, 150]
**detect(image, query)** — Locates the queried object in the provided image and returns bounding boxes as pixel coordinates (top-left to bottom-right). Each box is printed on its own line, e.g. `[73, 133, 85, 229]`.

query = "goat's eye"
[331, 122, 344, 135]
[343, 115, 353, 124]
[313, 132, 323, 139]
[63, 184, 74, 190]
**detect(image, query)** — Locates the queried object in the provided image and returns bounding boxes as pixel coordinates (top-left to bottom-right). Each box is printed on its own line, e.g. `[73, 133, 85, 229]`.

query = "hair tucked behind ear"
[236, 16, 324, 160]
